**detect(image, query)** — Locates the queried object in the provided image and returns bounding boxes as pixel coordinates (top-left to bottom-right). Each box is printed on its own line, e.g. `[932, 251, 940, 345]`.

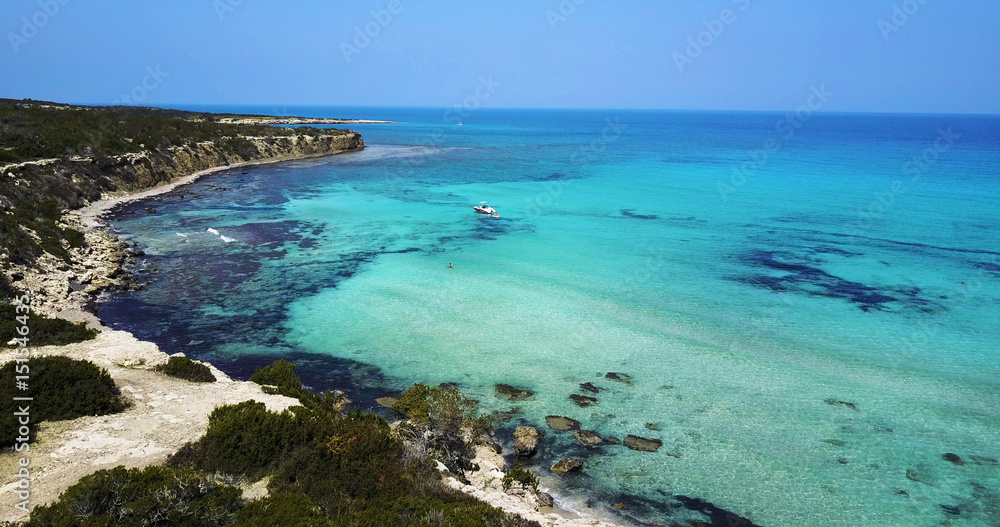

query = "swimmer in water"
[448, 263, 454, 268]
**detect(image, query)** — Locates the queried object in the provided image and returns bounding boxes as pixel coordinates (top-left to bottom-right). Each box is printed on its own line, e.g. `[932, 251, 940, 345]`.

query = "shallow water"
[100, 108, 1000, 526]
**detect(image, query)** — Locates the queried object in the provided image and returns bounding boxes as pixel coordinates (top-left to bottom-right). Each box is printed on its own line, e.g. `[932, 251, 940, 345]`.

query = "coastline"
[74, 147, 364, 230]
[6, 147, 628, 527]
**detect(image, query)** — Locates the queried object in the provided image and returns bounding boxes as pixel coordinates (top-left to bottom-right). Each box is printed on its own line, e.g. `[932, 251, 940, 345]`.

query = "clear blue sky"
[1, 0, 997, 113]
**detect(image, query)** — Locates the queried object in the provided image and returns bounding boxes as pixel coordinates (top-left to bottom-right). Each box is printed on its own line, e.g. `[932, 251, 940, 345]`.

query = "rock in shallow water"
[574, 430, 603, 447]
[545, 415, 581, 431]
[551, 457, 584, 474]
[605, 372, 633, 384]
[624, 434, 662, 452]
[942, 453, 964, 465]
[570, 394, 598, 407]
[580, 382, 600, 393]
[514, 426, 541, 457]
[495, 383, 534, 400]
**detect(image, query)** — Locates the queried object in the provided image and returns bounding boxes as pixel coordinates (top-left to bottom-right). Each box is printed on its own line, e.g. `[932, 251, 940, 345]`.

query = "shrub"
[168, 401, 336, 481]
[0, 304, 98, 347]
[502, 460, 539, 493]
[155, 355, 216, 383]
[390, 383, 494, 474]
[250, 359, 349, 416]
[233, 492, 332, 527]
[27, 465, 243, 527]
[0, 356, 127, 447]
[250, 359, 303, 398]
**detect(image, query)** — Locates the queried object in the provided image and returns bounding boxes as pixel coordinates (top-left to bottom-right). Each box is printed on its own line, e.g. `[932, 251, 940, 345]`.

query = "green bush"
[391, 383, 494, 474]
[233, 492, 332, 527]
[168, 401, 336, 481]
[0, 304, 98, 347]
[0, 356, 127, 447]
[250, 359, 304, 398]
[250, 359, 349, 416]
[155, 355, 216, 383]
[502, 460, 539, 493]
[27, 465, 243, 527]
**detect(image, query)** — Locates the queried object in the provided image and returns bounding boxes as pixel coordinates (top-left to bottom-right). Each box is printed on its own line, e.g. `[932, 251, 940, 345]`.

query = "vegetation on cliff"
[28, 360, 537, 526]
[154, 355, 216, 383]
[0, 356, 127, 448]
[0, 98, 362, 269]
[0, 304, 97, 347]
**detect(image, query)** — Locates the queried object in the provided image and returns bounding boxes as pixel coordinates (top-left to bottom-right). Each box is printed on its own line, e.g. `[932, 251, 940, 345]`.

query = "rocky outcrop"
[545, 415, 581, 431]
[574, 430, 603, 447]
[580, 382, 600, 393]
[514, 426, 541, 458]
[551, 457, 584, 474]
[624, 435, 662, 452]
[570, 394, 597, 407]
[495, 384, 534, 400]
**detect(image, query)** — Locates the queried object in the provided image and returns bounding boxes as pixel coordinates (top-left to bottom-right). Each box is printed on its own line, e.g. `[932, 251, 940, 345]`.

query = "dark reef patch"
[737, 250, 943, 313]
[621, 208, 660, 220]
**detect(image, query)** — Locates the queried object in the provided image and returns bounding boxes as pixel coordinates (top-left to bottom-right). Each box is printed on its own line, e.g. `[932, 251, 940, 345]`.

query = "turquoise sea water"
[99, 107, 1000, 526]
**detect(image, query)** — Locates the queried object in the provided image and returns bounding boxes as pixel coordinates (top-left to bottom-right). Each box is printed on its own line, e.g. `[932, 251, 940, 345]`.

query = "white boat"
[473, 205, 496, 215]
[473, 201, 498, 217]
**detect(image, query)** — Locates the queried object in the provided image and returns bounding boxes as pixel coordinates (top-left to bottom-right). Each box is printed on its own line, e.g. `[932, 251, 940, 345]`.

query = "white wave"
[220, 236, 236, 243]
[206, 228, 220, 236]
[176, 233, 188, 237]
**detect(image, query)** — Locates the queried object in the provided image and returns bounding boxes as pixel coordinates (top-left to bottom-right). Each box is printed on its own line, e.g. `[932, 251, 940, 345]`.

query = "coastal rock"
[580, 382, 600, 393]
[545, 415, 581, 431]
[605, 372, 633, 384]
[624, 434, 662, 452]
[550, 457, 583, 474]
[495, 383, 534, 400]
[603, 436, 621, 445]
[514, 426, 541, 457]
[573, 430, 603, 447]
[537, 492, 554, 508]
[569, 394, 597, 407]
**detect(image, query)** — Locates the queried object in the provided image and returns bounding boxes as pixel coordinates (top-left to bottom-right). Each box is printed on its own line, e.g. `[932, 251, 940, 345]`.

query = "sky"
[1, 0, 998, 114]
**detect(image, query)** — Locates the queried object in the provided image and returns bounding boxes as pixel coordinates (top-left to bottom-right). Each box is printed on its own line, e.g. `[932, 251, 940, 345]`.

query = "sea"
[97, 106, 1000, 526]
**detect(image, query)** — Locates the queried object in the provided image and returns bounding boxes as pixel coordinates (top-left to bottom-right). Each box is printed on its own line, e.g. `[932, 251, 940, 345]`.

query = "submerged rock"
[574, 430, 604, 447]
[492, 408, 520, 423]
[823, 398, 858, 411]
[624, 434, 662, 452]
[605, 372, 633, 384]
[551, 457, 583, 474]
[570, 394, 598, 407]
[906, 468, 933, 485]
[495, 383, 534, 400]
[644, 422, 661, 431]
[942, 453, 964, 465]
[823, 439, 846, 447]
[580, 382, 600, 393]
[545, 415, 581, 431]
[514, 426, 541, 457]
[375, 395, 400, 408]
[603, 436, 622, 445]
